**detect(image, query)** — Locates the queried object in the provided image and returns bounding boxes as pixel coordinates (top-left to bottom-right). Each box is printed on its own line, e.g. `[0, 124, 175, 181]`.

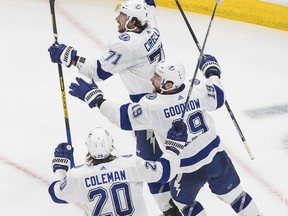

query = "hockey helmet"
[86, 127, 115, 159]
[119, 0, 148, 26]
[155, 59, 186, 92]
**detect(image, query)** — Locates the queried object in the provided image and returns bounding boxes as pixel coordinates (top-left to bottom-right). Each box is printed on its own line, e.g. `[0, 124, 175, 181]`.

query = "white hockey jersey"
[78, 2, 164, 102]
[49, 151, 180, 215]
[99, 76, 225, 173]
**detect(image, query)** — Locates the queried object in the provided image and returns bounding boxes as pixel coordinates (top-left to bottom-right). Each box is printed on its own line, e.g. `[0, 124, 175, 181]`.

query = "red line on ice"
[0, 155, 83, 210]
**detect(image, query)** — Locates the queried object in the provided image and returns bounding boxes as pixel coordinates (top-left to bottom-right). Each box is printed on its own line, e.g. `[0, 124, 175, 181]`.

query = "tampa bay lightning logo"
[194, 79, 200, 85]
[119, 33, 130, 41]
[189, 78, 200, 85]
[168, 65, 175, 71]
[145, 93, 157, 100]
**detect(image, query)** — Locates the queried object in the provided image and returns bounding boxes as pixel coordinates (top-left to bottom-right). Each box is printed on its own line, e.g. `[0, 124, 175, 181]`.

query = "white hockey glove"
[165, 120, 188, 155]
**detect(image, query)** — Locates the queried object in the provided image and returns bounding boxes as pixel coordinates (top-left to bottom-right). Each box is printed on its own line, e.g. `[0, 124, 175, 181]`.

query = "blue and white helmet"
[119, 0, 148, 26]
[156, 59, 186, 92]
[86, 127, 115, 159]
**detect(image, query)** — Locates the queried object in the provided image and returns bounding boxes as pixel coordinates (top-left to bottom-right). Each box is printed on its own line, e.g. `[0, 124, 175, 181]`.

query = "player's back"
[130, 79, 224, 172]
[68, 156, 149, 216]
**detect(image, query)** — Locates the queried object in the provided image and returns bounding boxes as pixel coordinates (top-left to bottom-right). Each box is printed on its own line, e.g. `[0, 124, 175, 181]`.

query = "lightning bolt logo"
[146, 130, 156, 154]
[174, 174, 183, 197]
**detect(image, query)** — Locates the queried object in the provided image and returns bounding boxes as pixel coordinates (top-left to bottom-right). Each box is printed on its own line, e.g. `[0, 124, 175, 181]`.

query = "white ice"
[0, 0, 288, 215]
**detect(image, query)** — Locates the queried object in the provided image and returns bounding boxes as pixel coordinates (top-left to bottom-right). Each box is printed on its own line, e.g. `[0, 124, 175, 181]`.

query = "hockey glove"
[48, 43, 77, 67]
[52, 143, 74, 172]
[199, 54, 221, 78]
[69, 77, 104, 108]
[165, 120, 188, 155]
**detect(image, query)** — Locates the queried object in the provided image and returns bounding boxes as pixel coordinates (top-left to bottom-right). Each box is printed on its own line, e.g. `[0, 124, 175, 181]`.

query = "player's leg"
[207, 151, 262, 216]
[136, 130, 181, 215]
[170, 171, 208, 216]
[149, 182, 181, 214]
[161, 198, 183, 216]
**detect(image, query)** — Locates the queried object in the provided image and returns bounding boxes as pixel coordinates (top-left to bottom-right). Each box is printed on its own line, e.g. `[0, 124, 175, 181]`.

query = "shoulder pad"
[118, 33, 131, 41]
[145, 93, 157, 100]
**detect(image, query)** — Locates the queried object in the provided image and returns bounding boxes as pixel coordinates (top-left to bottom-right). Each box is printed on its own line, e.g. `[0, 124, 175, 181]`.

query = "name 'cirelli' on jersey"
[76, 3, 164, 102]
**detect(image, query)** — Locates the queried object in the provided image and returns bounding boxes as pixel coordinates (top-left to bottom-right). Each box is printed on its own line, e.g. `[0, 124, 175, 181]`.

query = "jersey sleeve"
[48, 170, 84, 204]
[122, 151, 180, 183]
[78, 38, 132, 81]
[99, 98, 153, 131]
[201, 76, 225, 111]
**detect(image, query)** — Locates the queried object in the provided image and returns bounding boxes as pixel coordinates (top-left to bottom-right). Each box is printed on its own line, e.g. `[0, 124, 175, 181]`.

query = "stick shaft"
[181, 2, 218, 119]
[176, 0, 254, 159]
[49, 0, 75, 166]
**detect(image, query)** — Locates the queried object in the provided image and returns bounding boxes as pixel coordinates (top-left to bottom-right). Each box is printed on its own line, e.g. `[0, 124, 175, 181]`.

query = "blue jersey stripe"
[180, 136, 220, 167]
[48, 181, 68, 204]
[214, 84, 225, 109]
[129, 93, 148, 103]
[157, 157, 171, 183]
[97, 60, 113, 80]
[120, 103, 133, 130]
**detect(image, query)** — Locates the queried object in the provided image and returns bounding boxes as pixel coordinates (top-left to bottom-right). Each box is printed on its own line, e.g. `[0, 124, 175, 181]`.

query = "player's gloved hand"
[69, 77, 104, 108]
[165, 120, 188, 155]
[48, 43, 77, 67]
[199, 54, 221, 78]
[52, 143, 74, 172]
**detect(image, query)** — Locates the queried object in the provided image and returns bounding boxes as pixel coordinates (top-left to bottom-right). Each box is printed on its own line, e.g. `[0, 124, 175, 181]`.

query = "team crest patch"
[189, 78, 200, 85]
[194, 79, 200, 85]
[145, 93, 157, 100]
[118, 33, 130, 41]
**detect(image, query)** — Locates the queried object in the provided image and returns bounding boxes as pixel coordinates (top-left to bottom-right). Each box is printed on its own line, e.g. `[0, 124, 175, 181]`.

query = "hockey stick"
[49, 0, 75, 167]
[180, 1, 218, 119]
[176, 0, 254, 160]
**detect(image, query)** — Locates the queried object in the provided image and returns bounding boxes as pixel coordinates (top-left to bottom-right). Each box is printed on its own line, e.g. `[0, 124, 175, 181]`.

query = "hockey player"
[48, 0, 179, 215]
[67, 54, 262, 216]
[49, 124, 187, 216]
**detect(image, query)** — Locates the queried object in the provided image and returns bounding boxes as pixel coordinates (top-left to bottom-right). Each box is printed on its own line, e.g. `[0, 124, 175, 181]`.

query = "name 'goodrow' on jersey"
[163, 98, 201, 118]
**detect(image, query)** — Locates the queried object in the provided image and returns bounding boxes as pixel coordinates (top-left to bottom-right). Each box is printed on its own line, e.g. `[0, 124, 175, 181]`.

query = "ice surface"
[0, 0, 287, 215]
